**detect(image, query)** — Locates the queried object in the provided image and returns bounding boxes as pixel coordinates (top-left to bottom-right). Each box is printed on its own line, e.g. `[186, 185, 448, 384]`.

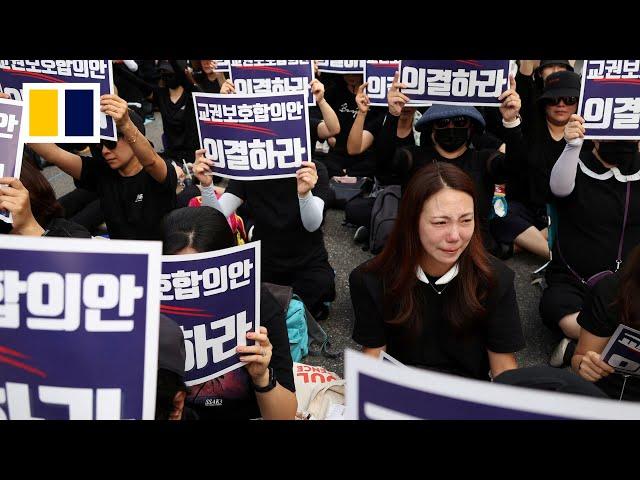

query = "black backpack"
[369, 185, 402, 254]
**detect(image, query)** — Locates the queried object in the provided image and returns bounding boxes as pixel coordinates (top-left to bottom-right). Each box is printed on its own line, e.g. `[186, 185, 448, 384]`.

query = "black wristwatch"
[252, 367, 276, 393]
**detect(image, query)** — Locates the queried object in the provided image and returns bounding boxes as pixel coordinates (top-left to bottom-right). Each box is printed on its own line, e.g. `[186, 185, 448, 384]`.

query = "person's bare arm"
[100, 94, 169, 183]
[310, 79, 340, 138]
[488, 351, 518, 378]
[347, 83, 375, 155]
[27, 143, 83, 180]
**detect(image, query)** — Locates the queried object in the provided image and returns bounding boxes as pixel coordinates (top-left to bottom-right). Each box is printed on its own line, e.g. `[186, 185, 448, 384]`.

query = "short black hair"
[161, 207, 236, 255]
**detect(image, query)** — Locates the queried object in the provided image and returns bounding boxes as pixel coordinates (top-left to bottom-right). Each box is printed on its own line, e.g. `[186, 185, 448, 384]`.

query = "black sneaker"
[311, 304, 330, 322]
[353, 226, 369, 244]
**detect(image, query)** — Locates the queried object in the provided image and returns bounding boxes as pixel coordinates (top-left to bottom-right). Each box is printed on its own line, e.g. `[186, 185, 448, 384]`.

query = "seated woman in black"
[162, 206, 297, 420]
[349, 162, 525, 380]
[542, 114, 640, 367]
[376, 72, 524, 258]
[572, 244, 640, 401]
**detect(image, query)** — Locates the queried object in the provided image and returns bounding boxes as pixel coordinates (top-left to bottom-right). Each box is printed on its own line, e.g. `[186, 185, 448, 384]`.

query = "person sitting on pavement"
[197, 79, 336, 321]
[161, 206, 297, 420]
[350, 162, 526, 381]
[28, 94, 177, 241]
[375, 72, 524, 259]
[571, 244, 640, 401]
[542, 113, 640, 368]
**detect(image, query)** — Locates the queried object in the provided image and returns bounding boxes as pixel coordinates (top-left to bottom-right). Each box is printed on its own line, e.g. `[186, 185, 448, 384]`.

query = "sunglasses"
[546, 96, 578, 106]
[433, 116, 471, 129]
[100, 133, 123, 150]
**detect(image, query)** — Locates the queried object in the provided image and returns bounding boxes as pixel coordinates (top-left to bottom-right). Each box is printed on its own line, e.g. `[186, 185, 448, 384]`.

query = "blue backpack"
[285, 295, 309, 362]
[263, 283, 338, 362]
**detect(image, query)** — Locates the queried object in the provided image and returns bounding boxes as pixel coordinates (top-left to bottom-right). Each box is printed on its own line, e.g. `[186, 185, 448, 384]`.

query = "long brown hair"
[614, 244, 640, 328]
[20, 154, 64, 227]
[365, 162, 494, 335]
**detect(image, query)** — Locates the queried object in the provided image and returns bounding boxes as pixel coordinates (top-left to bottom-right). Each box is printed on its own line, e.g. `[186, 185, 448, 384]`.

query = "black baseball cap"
[537, 60, 574, 73]
[538, 71, 581, 102]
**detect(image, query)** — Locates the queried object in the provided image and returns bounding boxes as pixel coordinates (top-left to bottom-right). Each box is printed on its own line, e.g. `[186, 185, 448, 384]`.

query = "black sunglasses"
[546, 96, 578, 106]
[100, 133, 123, 150]
[434, 116, 471, 129]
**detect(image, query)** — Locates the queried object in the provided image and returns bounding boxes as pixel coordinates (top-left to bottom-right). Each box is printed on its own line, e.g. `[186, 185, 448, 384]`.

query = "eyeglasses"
[546, 96, 578, 106]
[433, 116, 471, 129]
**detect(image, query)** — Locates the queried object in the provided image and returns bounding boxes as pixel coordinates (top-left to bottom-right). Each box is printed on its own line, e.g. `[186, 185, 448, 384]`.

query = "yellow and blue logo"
[23, 83, 100, 143]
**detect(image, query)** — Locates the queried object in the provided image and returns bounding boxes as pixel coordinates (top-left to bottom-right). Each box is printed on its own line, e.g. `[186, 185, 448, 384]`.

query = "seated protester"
[307, 78, 341, 158]
[117, 59, 201, 163]
[204, 81, 336, 320]
[496, 71, 582, 260]
[194, 148, 335, 320]
[350, 162, 525, 379]
[322, 72, 378, 178]
[0, 156, 90, 238]
[156, 314, 198, 420]
[571, 244, 640, 401]
[376, 72, 524, 258]
[347, 82, 417, 186]
[29, 95, 177, 241]
[344, 83, 416, 239]
[516, 60, 574, 136]
[190, 60, 226, 93]
[162, 207, 297, 420]
[542, 114, 640, 367]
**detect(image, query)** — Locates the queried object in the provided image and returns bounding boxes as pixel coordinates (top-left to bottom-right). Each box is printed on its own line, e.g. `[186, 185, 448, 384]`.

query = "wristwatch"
[252, 367, 277, 393]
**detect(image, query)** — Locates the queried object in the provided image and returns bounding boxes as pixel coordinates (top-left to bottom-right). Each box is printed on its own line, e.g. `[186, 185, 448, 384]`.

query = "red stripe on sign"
[593, 78, 640, 84]
[235, 65, 295, 76]
[202, 120, 278, 137]
[0, 354, 47, 378]
[1, 68, 66, 83]
[160, 304, 206, 312]
[455, 60, 483, 68]
[0, 345, 30, 360]
[160, 308, 214, 319]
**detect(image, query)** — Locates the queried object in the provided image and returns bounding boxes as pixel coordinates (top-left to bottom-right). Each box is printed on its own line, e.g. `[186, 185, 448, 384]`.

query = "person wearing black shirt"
[29, 94, 177, 241]
[162, 207, 297, 420]
[198, 80, 337, 320]
[0, 156, 90, 238]
[342, 82, 415, 237]
[496, 71, 582, 259]
[322, 73, 377, 178]
[347, 81, 416, 184]
[375, 72, 524, 258]
[350, 162, 525, 379]
[572, 244, 640, 401]
[516, 60, 574, 136]
[190, 60, 226, 93]
[112, 60, 145, 118]
[117, 60, 201, 163]
[542, 114, 640, 367]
